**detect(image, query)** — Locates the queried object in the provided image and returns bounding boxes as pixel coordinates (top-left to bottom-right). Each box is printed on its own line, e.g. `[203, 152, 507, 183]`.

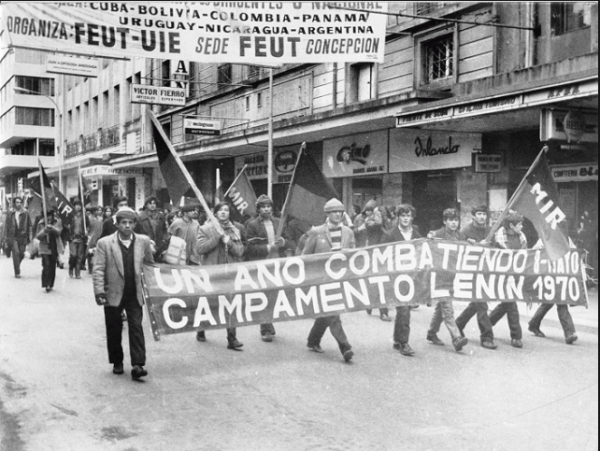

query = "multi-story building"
[5, 3, 597, 239]
[0, 48, 58, 207]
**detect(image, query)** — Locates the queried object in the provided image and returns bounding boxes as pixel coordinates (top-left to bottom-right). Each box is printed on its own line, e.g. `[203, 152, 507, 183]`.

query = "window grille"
[424, 35, 453, 83]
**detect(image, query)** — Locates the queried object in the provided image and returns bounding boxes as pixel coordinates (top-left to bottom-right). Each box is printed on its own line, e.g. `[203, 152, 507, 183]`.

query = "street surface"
[0, 253, 597, 451]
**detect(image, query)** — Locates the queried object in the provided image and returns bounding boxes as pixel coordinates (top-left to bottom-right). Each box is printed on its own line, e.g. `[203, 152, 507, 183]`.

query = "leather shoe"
[528, 325, 545, 337]
[131, 365, 148, 380]
[457, 326, 465, 338]
[227, 339, 244, 350]
[308, 344, 324, 353]
[196, 331, 206, 342]
[481, 340, 498, 350]
[511, 338, 523, 348]
[452, 336, 468, 352]
[380, 313, 391, 322]
[262, 332, 273, 342]
[112, 363, 124, 375]
[565, 334, 578, 345]
[426, 333, 444, 346]
[343, 349, 354, 363]
[45, 286, 52, 293]
[15, 274, 21, 279]
[393, 343, 415, 356]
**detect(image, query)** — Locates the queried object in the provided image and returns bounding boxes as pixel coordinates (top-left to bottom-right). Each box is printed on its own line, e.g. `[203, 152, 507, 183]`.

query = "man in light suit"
[303, 198, 355, 363]
[93, 207, 154, 380]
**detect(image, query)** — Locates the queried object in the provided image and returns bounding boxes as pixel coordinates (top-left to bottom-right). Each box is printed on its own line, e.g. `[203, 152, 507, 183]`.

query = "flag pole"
[485, 145, 549, 242]
[275, 142, 306, 238]
[78, 164, 87, 235]
[148, 111, 225, 235]
[38, 159, 48, 225]
[223, 165, 248, 199]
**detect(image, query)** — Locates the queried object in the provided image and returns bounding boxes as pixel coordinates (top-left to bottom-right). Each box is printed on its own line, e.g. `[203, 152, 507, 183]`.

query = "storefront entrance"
[412, 171, 457, 234]
[352, 177, 383, 212]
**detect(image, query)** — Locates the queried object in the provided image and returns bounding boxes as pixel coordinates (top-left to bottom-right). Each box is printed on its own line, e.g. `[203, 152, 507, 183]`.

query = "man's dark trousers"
[529, 304, 575, 338]
[41, 254, 58, 288]
[393, 306, 411, 344]
[456, 302, 494, 341]
[489, 302, 522, 339]
[307, 316, 351, 354]
[12, 239, 27, 276]
[104, 295, 145, 366]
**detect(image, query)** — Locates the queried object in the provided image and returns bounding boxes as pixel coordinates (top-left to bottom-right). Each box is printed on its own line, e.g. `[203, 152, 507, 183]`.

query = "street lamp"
[13, 86, 64, 190]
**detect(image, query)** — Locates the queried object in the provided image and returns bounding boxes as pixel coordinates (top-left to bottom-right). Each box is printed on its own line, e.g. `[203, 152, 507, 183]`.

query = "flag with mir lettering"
[488, 149, 569, 261]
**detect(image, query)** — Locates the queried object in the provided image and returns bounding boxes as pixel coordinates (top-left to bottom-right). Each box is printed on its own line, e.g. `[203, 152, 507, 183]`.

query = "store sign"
[389, 129, 481, 172]
[473, 154, 502, 173]
[130, 84, 186, 106]
[396, 80, 598, 127]
[540, 109, 598, 144]
[234, 146, 298, 183]
[551, 164, 598, 183]
[81, 165, 143, 178]
[184, 118, 221, 136]
[323, 131, 387, 178]
[46, 55, 99, 78]
[1, 3, 387, 64]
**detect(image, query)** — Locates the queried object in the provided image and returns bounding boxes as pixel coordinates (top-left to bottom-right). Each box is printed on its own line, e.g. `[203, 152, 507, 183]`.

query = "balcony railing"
[65, 125, 121, 159]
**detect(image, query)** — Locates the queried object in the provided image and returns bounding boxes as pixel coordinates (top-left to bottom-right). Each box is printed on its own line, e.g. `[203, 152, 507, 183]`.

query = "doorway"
[412, 170, 457, 234]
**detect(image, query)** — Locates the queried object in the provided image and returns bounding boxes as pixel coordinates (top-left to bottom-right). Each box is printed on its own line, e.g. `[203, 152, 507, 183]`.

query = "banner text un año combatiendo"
[142, 239, 587, 339]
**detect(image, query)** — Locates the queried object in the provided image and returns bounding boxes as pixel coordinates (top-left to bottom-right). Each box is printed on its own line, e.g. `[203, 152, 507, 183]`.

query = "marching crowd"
[0, 193, 594, 381]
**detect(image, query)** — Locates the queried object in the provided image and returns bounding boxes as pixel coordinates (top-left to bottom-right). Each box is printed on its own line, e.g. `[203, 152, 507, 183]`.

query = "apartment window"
[15, 76, 55, 96]
[257, 92, 263, 109]
[188, 62, 199, 99]
[245, 96, 251, 111]
[39, 139, 55, 156]
[217, 63, 232, 85]
[102, 91, 110, 126]
[416, 2, 456, 15]
[15, 107, 55, 126]
[423, 34, 454, 84]
[114, 85, 120, 124]
[551, 3, 592, 36]
[83, 101, 90, 134]
[92, 96, 99, 131]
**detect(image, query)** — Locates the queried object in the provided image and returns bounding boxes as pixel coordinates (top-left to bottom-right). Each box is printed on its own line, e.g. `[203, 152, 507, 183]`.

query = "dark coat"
[4, 210, 32, 244]
[245, 215, 294, 260]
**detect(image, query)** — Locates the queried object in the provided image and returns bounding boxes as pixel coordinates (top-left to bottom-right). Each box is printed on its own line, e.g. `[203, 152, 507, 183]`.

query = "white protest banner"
[1, 2, 388, 64]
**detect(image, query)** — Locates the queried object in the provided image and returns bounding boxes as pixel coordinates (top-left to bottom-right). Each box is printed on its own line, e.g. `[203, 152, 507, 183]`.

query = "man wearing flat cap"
[168, 201, 201, 265]
[303, 198, 355, 363]
[245, 194, 294, 342]
[93, 207, 154, 380]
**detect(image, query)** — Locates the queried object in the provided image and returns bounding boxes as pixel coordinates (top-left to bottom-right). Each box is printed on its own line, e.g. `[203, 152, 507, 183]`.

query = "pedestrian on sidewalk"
[92, 207, 154, 380]
[489, 212, 527, 348]
[304, 198, 355, 363]
[425, 208, 469, 352]
[195, 202, 246, 350]
[4, 197, 32, 278]
[35, 209, 63, 292]
[455, 205, 498, 350]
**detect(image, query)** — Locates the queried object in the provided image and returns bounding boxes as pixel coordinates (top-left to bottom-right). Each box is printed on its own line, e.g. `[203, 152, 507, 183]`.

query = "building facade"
[3, 2, 597, 239]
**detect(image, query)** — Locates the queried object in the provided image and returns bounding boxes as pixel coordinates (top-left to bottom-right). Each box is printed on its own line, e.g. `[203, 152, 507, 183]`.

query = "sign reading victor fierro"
[1, 2, 388, 64]
[142, 239, 588, 340]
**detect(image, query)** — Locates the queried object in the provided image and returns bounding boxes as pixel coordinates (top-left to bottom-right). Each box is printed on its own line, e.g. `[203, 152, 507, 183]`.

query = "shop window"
[423, 34, 454, 84]
[551, 3, 592, 36]
[217, 63, 232, 86]
[15, 107, 55, 126]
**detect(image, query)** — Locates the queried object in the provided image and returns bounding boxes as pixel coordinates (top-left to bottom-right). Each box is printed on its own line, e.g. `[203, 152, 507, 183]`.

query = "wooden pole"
[275, 142, 306, 238]
[223, 165, 248, 199]
[38, 159, 48, 225]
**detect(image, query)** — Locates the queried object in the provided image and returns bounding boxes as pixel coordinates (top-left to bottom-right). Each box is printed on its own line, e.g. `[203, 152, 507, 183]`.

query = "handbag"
[162, 235, 188, 265]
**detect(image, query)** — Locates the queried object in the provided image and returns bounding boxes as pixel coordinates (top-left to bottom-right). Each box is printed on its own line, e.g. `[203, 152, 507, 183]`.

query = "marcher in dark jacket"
[245, 194, 293, 342]
[380, 204, 421, 356]
[137, 197, 168, 259]
[4, 197, 32, 278]
[195, 202, 246, 350]
[35, 210, 63, 292]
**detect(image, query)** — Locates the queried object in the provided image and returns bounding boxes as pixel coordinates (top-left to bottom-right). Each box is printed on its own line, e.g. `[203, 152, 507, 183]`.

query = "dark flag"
[36, 160, 58, 212]
[52, 182, 75, 227]
[487, 147, 570, 261]
[151, 115, 195, 206]
[280, 144, 340, 230]
[78, 170, 92, 207]
[27, 193, 43, 225]
[223, 166, 257, 223]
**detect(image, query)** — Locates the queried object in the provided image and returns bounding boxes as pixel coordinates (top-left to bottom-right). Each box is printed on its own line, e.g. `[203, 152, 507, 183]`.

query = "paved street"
[0, 254, 597, 451]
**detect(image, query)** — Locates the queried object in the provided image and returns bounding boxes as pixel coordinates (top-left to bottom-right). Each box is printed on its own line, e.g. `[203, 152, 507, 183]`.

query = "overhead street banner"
[1, 2, 388, 64]
[141, 239, 588, 340]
